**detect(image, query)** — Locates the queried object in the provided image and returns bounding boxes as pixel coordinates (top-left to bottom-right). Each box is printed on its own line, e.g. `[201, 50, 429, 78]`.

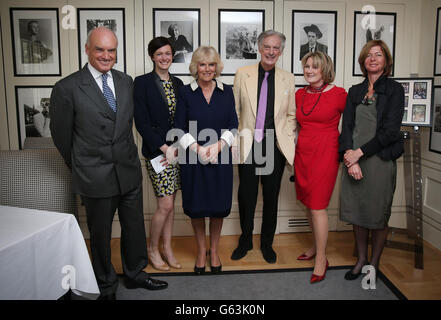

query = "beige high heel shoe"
[162, 245, 182, 269]
[163, 254, 182, 269]
[148, 252, 170, 271]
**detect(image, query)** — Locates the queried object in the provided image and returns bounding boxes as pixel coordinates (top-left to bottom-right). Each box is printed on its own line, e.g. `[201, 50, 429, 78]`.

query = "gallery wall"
[0, 0, 440, 250]
[415, 0, 441, 249]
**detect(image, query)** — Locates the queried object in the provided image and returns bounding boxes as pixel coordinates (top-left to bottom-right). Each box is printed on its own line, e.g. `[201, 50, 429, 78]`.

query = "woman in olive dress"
[339, 40, 404, 280]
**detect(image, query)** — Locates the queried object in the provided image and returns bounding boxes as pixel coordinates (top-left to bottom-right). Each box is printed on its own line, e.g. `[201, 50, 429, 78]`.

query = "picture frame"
[10, 8, 61, 76]
[394, 77, 433, 127]
[218, 9, 264, 76]
[434, 8, 441, 76]
[77, 8, 126, 72]
[153, 8, 200, 76]
[429, 86, 441, 154]
[353, 11, 396, 76]
[291, 10, 337, 76]
[15, 86, 53, 149]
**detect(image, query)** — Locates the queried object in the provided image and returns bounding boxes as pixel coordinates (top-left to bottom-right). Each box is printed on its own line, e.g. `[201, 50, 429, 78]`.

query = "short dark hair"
[168, 24, 178, 37]
[27, 20, 39, 32]
[147, 36, 174, 59]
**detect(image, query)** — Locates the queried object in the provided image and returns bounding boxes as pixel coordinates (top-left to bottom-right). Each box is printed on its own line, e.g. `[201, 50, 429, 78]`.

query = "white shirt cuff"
[220, 130, 235, 147]
[179, 133, 197, 150]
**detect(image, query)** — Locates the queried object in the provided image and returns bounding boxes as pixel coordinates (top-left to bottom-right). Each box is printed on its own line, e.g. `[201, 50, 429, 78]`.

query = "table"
[0, 205, 99, 300]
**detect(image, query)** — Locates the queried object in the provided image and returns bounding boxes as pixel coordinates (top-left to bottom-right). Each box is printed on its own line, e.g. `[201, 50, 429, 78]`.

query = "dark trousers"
[81, 184, 148, 295]
[237, 140, 286, 249]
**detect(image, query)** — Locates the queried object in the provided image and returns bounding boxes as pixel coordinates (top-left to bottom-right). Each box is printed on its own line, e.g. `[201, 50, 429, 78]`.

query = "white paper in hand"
[150, 155, 167, 174]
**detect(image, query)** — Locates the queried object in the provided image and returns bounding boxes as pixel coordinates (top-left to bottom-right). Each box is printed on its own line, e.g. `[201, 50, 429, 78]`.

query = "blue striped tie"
[102, 73, 117, 112]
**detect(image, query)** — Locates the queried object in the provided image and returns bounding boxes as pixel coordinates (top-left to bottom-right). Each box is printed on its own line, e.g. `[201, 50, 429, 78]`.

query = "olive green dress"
[340, 96, 397, 229]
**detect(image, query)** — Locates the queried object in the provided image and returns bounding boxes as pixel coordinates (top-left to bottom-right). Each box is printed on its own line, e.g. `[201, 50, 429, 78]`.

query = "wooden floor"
[101, 231, 441, 300]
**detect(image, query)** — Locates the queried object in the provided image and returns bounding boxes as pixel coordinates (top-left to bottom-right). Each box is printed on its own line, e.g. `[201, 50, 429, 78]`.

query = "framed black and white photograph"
[291, 10, 337, 75]
[15, 86, 53, 149]
[10, 8, 61, 76]
[218, 9, 264, 76]
[394, 77, 433, 127]
[429, 86, 441, 154]
[153, 8, 200, 76]
[434, 8, 441, 75]
[78, 8, 126, 72]
[353, 11, 396, 76]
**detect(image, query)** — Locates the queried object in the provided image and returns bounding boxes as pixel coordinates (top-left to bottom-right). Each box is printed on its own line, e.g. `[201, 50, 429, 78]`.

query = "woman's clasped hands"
[344, 149, 364, 180]
[190, 140, 226, 164]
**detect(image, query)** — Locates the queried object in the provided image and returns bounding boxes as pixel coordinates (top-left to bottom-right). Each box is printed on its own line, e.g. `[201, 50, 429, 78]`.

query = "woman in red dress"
[294, 52, 347, 283]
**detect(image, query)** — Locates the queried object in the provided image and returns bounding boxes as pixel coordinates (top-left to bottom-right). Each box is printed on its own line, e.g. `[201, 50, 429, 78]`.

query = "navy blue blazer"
[134, 71, 184, 159]
[339, 75, 405, 161]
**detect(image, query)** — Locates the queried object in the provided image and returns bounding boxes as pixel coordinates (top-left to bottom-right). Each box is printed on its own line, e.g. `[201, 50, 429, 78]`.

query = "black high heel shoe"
[344, 262, 369, 280]
[194, 251, 207, 275]
[209, 250, 222, 274]
[344, 268, 362, 280]
[194, 265, 206, 275]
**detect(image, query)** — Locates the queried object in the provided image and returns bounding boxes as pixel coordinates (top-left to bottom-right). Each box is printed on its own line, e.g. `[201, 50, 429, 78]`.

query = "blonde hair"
[189, 46, 224, 78]
[301, 51, 335, 84]
[358, 40, 393, 77]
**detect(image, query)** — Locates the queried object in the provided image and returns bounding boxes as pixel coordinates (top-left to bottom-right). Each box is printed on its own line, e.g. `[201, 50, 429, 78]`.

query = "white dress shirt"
[87, 63, 116, 99]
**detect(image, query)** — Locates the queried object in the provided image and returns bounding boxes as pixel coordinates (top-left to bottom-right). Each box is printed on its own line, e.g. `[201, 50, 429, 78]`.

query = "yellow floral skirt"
[145, 159, 181, 197]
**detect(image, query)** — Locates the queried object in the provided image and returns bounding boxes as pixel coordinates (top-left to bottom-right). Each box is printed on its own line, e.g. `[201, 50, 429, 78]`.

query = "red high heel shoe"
[310, 259, 329, 284]
[297, 253, 316, 261]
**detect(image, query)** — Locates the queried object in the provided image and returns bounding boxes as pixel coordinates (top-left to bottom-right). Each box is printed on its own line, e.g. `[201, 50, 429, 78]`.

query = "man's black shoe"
[261, 246, 277, 264]
[123, 276, 168, 290]
[231, 245, 252, 260]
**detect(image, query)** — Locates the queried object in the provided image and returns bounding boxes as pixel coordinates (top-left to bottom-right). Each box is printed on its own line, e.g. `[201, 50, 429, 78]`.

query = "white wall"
[1, 0, 440, 249]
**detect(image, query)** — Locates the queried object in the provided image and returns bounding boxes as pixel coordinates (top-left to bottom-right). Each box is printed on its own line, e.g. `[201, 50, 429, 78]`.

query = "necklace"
[362, 90, 376, 105]
[301, 83, 328, 116]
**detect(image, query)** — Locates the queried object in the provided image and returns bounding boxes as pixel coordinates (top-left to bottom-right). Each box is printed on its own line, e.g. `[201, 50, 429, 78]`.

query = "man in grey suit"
[50, 27, 167, 300]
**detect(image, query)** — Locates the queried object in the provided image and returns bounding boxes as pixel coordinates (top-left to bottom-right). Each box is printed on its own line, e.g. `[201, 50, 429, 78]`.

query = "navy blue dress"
[174, 81, 238, 218]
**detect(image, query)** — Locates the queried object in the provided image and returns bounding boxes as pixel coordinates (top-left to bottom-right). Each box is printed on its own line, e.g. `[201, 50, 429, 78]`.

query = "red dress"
[294, 86, 347, 210]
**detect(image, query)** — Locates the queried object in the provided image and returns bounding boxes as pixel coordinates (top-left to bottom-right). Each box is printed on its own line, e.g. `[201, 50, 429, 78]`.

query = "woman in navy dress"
[173, 46, 238, 274]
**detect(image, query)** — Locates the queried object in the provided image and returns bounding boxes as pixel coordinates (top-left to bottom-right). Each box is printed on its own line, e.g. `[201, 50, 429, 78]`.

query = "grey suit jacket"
[50, 65, 142, 198]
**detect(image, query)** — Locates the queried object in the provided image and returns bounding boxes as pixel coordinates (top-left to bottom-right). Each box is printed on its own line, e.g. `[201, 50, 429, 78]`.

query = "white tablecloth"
[0, 205, 99, 300]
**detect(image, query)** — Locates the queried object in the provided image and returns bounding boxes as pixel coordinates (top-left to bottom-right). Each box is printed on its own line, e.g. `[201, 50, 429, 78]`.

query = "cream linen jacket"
[232, 63, 297, 165]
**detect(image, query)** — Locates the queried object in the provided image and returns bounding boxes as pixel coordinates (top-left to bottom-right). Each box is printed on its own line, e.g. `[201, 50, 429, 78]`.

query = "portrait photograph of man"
[11, 9, 60, 75]
[19, 19, 53, 64]
[291, 10, 336, 75]
[299, 24, 328, 60]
